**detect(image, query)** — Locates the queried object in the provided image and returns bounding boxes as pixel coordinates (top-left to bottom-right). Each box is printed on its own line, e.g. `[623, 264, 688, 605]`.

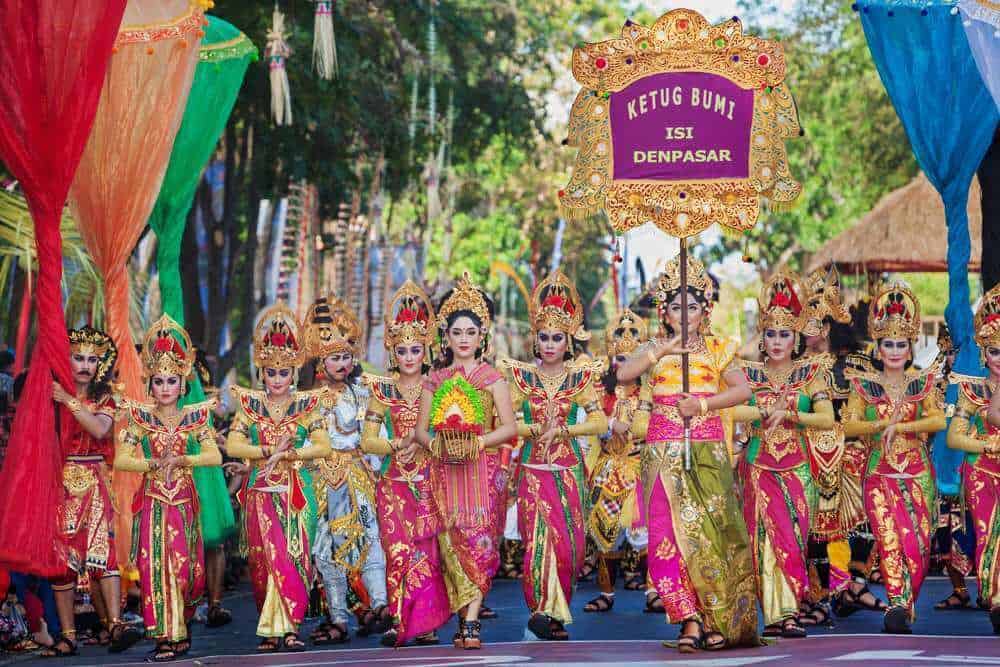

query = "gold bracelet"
[699, 398, 709, 416]
[65, 397, 84, 414]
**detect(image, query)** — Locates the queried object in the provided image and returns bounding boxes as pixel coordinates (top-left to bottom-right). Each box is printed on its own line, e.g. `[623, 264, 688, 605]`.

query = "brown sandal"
[41, 635, 78, 658]
[584, 593, 614, 613]
[677, 619, 703, 654]
[462, 620, 482, 650]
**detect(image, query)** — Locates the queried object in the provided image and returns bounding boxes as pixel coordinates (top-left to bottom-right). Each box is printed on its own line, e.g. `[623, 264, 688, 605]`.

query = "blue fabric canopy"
[857, 0, 999, 493]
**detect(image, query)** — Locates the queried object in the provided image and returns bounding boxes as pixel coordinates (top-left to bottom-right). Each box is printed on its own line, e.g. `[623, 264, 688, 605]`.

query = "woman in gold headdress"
[734, 272, 835, 639]
[114, 316, 222, 662]
[498, 270, 607, 641]
[617, 254, 758, 652]
[415, 273, 518, 650]
[584, 309, 651, 615]
[224, 304, 330, 652]
[362, 280, 450, 646]
[842, 282, 945, 634]
[950, 284, 1000, 634]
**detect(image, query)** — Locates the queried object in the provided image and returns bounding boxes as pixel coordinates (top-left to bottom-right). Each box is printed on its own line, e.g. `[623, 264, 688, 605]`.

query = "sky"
[636, 0, 797, 24]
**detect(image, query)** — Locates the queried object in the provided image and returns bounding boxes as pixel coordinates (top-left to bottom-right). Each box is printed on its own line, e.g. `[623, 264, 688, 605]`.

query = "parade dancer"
[735, 273, 835, 639]
[842, 283, 945, 634]
[500, 270, 607, 641]
[951, 285, 1000, 634]
[114, 316, 222, 662]
[304, 297, 390, 642]
[585, 310, 651, 615]
[415, 273, 517, 649]
[362, 281, 450, 647]
[618, 255, 759, 652]
[225, 304, 330, 652]
[43, 328, 141, 657]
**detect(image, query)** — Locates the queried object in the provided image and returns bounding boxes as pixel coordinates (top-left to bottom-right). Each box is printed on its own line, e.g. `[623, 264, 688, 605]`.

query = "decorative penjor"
[559, 9, 801, 237]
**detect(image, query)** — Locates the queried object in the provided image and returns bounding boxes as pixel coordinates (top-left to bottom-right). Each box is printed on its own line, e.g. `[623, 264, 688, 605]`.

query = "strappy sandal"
[205, 602, 233, 628]
[415, 631, 439, 645]
[584, 593, 615, 613]
[313, 623, 349, 645]
[462, 619, 482, 650]
[644, 591, 665, 613]
[676, 619, 703, 654]
[549, 619, 569, 641]
[578, 561, 596, 582]
[528, 613, 557, 640]
[109, 621, 143, 654]
[281, 633, 306, 652]
[84, 626, 111, 646]
[704, 630, 726, 651]
[359, 605, 392, 636]
[478, 604, 498, 619]
[624, 574, 645, 591]
[835, 584, 887, 617]
[883, 606, 912, 634]
[147, 640, 175, 662]
[380, 629, 398, 647]
[453, 618, 466, 648]
[798, 600, 832, 627]
[762, 622, 783, 637]
[41, 634, 78, 658]
[781, 616, 807, 638]
[309, 620, 333, 641]
[256, 637, 279, 653]
[990, 606, 1000, 635]
[171, 638, 190, 657]
[934, 589, 971, 610]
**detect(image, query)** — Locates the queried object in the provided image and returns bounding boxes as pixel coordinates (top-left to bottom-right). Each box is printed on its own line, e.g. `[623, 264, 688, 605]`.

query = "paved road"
[3, 577, 997, 666]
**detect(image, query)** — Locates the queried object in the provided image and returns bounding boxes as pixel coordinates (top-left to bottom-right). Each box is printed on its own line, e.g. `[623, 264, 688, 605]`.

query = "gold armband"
[698, 397, 709, 416]
[637, 400, 653, 412]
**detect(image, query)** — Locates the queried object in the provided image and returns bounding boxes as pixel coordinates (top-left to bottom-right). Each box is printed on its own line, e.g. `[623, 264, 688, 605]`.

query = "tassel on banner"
[267, 4, 293, 126]
[313, 0, 338, 79]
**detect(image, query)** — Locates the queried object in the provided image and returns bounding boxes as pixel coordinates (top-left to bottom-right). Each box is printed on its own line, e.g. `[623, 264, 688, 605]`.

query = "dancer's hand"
[161, 454, 186, 485]
[764, 408, 787, 438]
[650, 336, 689, 361]
[275, 434, 294, 453]
[676, 394, 702, 418]
[51, 382, 73, 405]
[396, 434, 420, 463]
[222, 461, 248, 477]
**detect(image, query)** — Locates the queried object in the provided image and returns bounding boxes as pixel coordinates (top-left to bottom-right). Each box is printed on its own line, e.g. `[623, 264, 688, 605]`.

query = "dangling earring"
[292, 367, 300, 388]
[758, 339, 766, 355]
[180, 377, 187, 395]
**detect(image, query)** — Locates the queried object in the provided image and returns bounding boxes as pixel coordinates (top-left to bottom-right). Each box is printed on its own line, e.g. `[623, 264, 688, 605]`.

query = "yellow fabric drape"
[69, 0, 204, 572]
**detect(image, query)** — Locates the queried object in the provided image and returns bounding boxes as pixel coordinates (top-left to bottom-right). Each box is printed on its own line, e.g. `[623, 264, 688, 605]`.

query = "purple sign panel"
[610, 71, 753, 182]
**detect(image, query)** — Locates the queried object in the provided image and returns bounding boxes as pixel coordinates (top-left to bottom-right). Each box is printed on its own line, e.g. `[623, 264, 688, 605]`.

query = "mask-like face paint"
[323, 353, 354, 382]
[985, 346, 1000, 377]
[664, 291, 704, 335]
[395, 343, 426, 377]
[879, 338, 910, 371]
[263, 366, 294, 396]
[150, 373, 182, 406]
[70, 352, 99, 383]
[536, 328, 568, 363]
[446, 315, 483, 361]
[764, 328, 796, 361]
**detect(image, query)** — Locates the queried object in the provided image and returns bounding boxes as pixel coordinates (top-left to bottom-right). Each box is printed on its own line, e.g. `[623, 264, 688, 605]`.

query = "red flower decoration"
[438, 413, 484, 435]
[397, 307, 427, 324]
[985, 313, 1000, 325]
[153, 336, 174, 353]
[770, 292, 791, 308]
[542, 293, 574, 314]
[269, 332, 287, 347]
[887, 302, 906, 316]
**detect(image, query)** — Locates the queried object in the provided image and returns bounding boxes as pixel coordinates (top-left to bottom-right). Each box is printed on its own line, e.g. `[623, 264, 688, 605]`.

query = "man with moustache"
[303, 297, 391, 644]
[45, 327, 142, 656]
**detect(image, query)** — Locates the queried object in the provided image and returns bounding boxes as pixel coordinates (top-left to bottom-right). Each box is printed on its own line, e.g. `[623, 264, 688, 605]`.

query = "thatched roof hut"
[806, 173, 982, 274]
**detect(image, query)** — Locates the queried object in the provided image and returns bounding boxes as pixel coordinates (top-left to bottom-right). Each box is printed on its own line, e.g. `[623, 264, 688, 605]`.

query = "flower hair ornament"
[253, 302, 305, 375]
[529, 269, 589, 342]
[605, 308, 648, 357]
[69, 326, 118, 387]
[436, 272, 493, 357]
[652, 254, 715, 335]
[385, 279, 436, 368]
[758, 271, 808, 333]
[141, 315, 196, 393]
[974, 283, 1000, 352]
[803, 266, 851, 335]
[303, 295, 363, 359]
[868, 281, 920, 342]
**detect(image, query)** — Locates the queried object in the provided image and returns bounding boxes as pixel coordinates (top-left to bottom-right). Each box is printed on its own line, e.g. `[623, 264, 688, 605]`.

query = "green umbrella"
[148, 15, 257, 548]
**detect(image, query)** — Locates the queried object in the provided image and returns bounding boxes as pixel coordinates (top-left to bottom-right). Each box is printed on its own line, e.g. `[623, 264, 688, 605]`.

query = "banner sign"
[559, 9, 802, 238]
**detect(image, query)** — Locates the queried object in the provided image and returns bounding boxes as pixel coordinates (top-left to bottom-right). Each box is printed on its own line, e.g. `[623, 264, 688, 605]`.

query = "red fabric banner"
[0, 0, 127, 576]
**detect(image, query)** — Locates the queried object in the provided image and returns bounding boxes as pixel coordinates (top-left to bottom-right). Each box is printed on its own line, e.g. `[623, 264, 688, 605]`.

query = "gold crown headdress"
[869, 282, 920, 341]
[974, 284, 1000, 350]
[437, 272, 492, 332]
[804, 266, 851, 333]
[68, 326, 117, 386]
[653, 254, 715, 308]
[605, 308, 648, 357]
[141, 314, 195, 380]
[253, 303, 305, 370]
[304, 296, 362, 358]
[529, 269, 589, 341]
[758, 271, 808, 333]
[385, 279, 436, 355]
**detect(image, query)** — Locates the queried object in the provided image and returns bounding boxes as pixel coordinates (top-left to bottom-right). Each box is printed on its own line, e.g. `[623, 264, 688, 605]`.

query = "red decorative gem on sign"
[595, 57, 607, 70]
[677, 18, 689, 29]
[757, 53, 770, 66]
[558, 189, 566, 197]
